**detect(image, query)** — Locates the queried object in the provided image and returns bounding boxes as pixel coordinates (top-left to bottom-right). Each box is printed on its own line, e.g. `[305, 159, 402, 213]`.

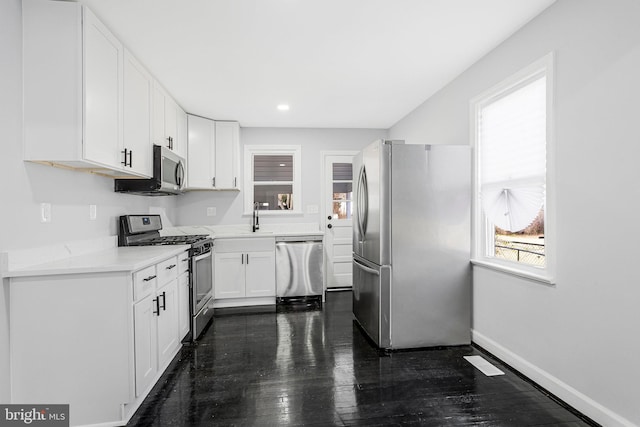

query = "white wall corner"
[0, 253, 8, 277]
[472, 330, 636, 427]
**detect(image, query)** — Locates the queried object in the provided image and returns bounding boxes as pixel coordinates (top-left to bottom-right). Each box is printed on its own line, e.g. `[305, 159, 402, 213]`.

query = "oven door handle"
[194, 251, 212, 262]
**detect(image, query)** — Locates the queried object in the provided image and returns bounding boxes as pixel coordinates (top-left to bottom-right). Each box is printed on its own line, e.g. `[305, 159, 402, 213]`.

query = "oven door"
[192, 251, 213, 314]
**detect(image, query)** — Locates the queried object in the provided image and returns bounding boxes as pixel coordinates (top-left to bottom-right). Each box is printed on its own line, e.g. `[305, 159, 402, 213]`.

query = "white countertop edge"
[3, 245, 189, 279]
[2, 236, 118, 273]
[161, 223, 324, 239]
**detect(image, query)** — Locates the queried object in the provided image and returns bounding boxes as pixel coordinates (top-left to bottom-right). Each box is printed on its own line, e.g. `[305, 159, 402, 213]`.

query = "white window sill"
[471, 259, 555, 285]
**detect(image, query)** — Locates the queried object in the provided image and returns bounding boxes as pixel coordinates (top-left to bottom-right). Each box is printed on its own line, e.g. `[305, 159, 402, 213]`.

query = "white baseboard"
[472, 330, 636, 427]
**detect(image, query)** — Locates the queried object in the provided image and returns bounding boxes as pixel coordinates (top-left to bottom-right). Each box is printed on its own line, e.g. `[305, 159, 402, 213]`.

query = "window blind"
[479, 76, 546, 232]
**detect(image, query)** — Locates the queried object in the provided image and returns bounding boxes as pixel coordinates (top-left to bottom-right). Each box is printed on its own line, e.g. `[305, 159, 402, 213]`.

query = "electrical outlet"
[89, 205, 97, 220]
[206, 207, 217, 217]
[40, 203, 51, 223]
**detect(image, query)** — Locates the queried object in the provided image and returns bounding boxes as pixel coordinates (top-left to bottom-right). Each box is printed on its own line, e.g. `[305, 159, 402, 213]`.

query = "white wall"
[175, 127, 387, 227]
[0, 0, 177, 401]
[391, 0, 640, 426]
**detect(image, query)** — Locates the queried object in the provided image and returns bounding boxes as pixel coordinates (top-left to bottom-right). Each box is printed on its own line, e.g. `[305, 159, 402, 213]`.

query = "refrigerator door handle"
[356, 165, 369, 240]
[353, 258, 379, 276]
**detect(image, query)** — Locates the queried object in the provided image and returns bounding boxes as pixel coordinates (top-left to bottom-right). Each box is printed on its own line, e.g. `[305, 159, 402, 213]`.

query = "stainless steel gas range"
[118, 215, 214, 341]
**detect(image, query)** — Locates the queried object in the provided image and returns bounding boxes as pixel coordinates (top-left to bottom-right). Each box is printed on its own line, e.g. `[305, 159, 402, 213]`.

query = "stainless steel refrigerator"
[352, 140, 471, 350]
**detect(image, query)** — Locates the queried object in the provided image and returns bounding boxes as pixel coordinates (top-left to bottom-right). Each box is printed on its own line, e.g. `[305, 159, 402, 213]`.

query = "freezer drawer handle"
[353, 259, 380, 276]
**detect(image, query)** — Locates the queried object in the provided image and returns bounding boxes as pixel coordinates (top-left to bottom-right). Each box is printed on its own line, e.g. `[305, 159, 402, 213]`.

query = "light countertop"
[4, 245, 189, 278]
[161, 223, 324, 239]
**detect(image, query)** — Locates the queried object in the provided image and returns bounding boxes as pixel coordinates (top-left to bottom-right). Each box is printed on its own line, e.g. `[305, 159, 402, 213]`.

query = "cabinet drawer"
[133, 265, 157, 301]
[177, 250, 190, 276]
[214, 238, 275, 253]
[157, 256, 179, 286]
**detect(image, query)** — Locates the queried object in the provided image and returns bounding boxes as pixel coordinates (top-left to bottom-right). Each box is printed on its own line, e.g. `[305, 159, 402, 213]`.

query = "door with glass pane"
[324, 154, 355, 289]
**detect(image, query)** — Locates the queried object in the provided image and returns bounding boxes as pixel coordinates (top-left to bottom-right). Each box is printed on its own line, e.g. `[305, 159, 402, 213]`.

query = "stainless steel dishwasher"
[275, 235, 324, 303]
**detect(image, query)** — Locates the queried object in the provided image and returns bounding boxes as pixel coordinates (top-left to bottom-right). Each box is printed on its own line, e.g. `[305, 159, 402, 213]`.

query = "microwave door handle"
[176, 160, 185, 188]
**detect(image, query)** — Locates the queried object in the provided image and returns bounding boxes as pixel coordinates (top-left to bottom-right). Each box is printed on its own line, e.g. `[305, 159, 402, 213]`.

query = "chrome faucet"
[252, 202, 260, 232]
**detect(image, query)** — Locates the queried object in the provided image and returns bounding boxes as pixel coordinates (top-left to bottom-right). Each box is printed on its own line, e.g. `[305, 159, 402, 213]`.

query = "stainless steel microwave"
[115, 145, 186, 196]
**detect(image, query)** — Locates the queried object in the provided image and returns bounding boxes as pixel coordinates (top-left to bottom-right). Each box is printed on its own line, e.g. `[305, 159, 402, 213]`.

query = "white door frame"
[320, 150, 359, 292]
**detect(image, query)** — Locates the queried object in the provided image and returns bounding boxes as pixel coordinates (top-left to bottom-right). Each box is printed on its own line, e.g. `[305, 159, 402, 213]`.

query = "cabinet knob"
[327, 224, 333, 229]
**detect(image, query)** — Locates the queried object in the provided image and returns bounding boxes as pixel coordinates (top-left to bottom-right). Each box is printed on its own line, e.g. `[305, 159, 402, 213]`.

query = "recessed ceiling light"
[279, 163, 286, 167]
[277, 104, 290, 111]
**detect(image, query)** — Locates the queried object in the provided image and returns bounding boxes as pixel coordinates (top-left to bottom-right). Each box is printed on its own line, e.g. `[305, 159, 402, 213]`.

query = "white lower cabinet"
[133, 293, 157, 396]
[156, 279, 179, 368]
[8, 250, 186, 427]
[177, 250, 191, 340]
[214, 237, 275, 307]
[132, 255, 180, 397]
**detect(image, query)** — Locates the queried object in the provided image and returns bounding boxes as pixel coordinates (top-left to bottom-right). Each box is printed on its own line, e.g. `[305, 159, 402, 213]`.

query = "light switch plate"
[306, 204, 319, 214]
[89, 205, 97, 220]
[40, 203, 51, 223]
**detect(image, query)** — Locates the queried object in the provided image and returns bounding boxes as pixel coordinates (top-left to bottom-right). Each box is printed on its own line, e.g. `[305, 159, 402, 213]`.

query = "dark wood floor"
[128, 291, 596, 426]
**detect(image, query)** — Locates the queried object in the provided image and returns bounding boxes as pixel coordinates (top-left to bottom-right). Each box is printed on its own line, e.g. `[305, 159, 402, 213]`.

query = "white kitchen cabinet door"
[214, 121, 240, 189]
[152, 83, 182, 155]
[133, 294, 158, 397]
[187, 114, 215, 189]
[178, 272, 190, 340]
[82, 7, 123, 170]
[214, 253, 245, 299]
[176, 106, 188, 160]
[156, 279, 179, 369]
[152, 84, 166, 149]
[165, 97, 179, 152]
[123, 49, 153, 177]
[245, 251, 276, 297]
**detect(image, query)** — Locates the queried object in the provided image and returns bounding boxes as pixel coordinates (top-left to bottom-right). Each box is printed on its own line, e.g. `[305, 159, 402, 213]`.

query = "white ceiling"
[77, 0, 556, 129]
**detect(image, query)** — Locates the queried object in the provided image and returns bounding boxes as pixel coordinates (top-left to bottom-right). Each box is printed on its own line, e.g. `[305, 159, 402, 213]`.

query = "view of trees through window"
[494, 208, 545, 266]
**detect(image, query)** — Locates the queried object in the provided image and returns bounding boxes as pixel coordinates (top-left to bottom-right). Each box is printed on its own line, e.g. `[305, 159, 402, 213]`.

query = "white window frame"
[243, 145, 302, 215]
[470, 53, 556, 285]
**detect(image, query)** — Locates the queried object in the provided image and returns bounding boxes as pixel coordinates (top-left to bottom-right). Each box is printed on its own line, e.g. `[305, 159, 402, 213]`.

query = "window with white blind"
[243, 145, 302, 214]
[471, 54, 554, 282]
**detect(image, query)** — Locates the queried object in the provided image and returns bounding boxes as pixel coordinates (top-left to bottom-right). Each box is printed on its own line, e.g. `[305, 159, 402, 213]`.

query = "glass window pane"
[254, 184, 293, 210]
[332, 201, 352, 219]
[333, 182, 352, 195]
[332, 163, 352, 181]
[493, 208, 545, 267]
[254, 155, 293, 182]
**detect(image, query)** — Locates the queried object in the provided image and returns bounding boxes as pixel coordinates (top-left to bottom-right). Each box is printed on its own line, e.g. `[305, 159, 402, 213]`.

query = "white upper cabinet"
[83, 8, 123, 170]
[215, 121, 240, 190]
[153, 84, 186, 159]
[22, 1, 152, 178]
[123, 49, 153, 177]
[187, 114, 216, 189]
[186, 115, 240, 190]
[176, 106, 188, 161]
